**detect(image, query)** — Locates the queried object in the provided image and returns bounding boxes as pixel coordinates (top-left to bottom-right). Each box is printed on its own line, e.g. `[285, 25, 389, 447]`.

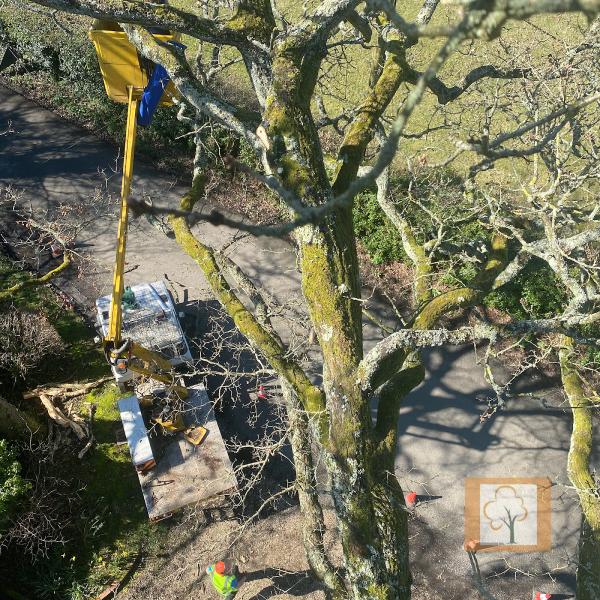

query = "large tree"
[11, 0, 600, 598]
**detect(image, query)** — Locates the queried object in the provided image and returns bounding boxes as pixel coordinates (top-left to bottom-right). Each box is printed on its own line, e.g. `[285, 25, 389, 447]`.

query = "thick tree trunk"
[371, 475, 411, 598]
[328, 456, 411, 600]
[284, 382, 346, 598]
[0, 252, 71, 301]
[577, 519, 600, 600]
[559, 337, 600, 600]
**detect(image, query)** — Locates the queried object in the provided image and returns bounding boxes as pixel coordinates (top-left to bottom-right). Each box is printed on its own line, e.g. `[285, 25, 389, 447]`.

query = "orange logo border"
[464, 477, 552, 552]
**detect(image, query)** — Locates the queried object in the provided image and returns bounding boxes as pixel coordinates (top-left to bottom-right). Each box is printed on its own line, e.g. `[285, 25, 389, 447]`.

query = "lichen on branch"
[169, 178, 327, 430]
[0, 252, 71, 302]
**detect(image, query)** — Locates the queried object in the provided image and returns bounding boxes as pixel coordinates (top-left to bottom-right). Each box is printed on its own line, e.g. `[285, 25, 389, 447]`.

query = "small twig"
[78, 403, 96, 459]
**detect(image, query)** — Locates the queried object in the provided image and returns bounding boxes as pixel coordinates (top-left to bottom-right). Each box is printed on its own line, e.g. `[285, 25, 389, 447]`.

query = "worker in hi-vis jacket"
[206, 561, 239, 598]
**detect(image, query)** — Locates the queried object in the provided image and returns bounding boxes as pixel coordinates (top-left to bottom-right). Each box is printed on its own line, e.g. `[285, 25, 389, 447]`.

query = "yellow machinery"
[89, 20, 186, 398]
[89, 20, 178, 105]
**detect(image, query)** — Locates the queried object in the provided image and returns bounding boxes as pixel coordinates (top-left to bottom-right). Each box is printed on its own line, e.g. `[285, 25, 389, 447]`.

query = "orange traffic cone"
[534, 593, 552, 600]
[405, 491, 417, 508]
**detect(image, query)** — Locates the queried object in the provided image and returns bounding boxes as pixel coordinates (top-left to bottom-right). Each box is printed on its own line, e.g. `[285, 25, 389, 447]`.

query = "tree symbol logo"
[482, 485, 528, 544]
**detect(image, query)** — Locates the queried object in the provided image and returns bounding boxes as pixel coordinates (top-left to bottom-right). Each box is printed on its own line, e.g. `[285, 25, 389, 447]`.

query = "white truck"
[95, 280, 192, 385]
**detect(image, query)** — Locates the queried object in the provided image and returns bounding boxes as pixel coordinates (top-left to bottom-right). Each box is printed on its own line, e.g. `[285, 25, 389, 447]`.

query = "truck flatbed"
[118, 383, 237, 520]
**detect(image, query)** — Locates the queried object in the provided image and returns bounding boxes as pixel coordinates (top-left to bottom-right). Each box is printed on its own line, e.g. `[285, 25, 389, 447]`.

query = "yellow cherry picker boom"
[103, 90, 188, 397]
[89, 20, 189, 398]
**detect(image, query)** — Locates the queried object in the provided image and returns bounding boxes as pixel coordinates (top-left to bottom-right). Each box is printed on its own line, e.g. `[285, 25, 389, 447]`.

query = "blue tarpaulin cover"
[137, 63, 169, 126]
[137, 41, 185, 126]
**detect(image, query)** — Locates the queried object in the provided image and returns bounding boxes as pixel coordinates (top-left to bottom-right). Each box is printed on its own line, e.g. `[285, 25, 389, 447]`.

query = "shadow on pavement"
[242, 567, 327, 599]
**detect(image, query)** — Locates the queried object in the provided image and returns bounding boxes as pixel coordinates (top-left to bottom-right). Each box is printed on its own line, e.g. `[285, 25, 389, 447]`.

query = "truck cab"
[96, 280, 192, 385]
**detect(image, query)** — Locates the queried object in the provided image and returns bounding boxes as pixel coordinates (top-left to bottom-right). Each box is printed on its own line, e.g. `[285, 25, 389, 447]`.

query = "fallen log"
[39, 393, 87, 440]
[23, 376, 112, 401]
[0, 396, 46, 439]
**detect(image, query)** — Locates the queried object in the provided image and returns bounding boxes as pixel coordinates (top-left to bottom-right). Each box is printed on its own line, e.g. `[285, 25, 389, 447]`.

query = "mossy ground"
[0, 255, 165, 598]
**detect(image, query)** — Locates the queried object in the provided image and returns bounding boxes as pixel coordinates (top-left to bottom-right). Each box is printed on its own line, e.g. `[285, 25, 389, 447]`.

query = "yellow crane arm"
[103, 87, 187, 398]
[107, 86, 138, 345]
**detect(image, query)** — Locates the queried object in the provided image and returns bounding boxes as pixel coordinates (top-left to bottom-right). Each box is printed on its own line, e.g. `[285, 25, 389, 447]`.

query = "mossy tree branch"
[0, 252, 71, 302]
[358, 234, 508, 394]
[559, 336, 600, 600]
[373, 356, 425, 459]
[332, 25, 413, 195]
[372, 165, 433, 306]
[228, 0, 275, 45]
[359, 233, 507, 449]
[412, 233, 508, 329]
[283, 382, 347, 598]
[24, 0, 271, 48]
[169, 177, 327, 429]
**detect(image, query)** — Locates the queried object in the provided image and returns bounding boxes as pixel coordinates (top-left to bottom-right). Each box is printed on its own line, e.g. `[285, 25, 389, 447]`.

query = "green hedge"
[485, 258, 568, 320]
[0, 10, 194, 170]
[352, 171, 488, 266]
[353, 189, 408, 264]
[0, 439, 30, 532]
[352, 173, 570, 323]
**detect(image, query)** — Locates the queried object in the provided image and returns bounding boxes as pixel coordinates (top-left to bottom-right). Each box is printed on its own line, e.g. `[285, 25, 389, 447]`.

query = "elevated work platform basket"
[89, 20, 178, 104]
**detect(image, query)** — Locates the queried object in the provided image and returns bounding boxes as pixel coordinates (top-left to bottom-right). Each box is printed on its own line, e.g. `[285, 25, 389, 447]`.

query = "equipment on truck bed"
[117, 385, 237, 521]
[184, 425, 209, 446]
[95, 280, 192, 387]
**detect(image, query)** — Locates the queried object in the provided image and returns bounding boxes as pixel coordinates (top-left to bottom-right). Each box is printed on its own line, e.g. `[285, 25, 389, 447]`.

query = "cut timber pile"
[24, 377, 110, 457]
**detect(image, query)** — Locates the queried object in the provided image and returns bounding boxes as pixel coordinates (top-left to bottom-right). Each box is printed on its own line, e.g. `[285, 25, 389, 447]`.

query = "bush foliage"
[485, 258, 568, 320]
[0, 439, 30, 531]
[353, 170, 489, 265]
[0, 309, 64, 382]
[353, 189, 407, 265]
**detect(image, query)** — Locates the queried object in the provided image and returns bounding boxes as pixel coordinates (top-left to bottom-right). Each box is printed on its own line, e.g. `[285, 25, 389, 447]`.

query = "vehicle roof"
[96, 280, 184, 351]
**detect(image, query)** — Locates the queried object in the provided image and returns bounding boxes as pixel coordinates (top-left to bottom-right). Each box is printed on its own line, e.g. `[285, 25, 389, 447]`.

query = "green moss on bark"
[333, 34, 413, 196]
[171, 179, 327, 429]
[560, 336, 600, 600]
[227, 0, 274, 43]
[413, 234, 508, 329]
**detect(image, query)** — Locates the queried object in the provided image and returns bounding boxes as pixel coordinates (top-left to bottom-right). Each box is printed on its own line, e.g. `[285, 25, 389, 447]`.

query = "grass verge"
[0, 253, 166, 599]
